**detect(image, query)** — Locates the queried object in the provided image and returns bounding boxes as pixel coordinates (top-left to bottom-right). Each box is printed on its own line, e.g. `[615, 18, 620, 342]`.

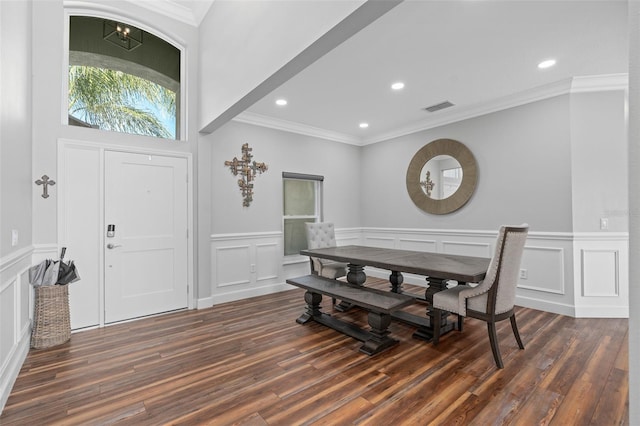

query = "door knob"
[106, 243, 122, 249]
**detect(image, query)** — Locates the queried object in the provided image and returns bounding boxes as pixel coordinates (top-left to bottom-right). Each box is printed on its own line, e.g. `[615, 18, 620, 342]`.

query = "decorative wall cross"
[420, 171, 435, 197]
[35, 175, 56, 199]
[224, 143, 268, 207]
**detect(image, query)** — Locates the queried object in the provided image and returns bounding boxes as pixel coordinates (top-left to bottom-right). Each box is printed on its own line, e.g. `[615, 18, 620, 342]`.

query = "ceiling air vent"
[423, 101, 455, 113]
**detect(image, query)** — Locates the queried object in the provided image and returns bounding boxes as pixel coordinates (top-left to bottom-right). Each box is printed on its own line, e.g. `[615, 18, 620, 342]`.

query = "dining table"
[299, 245, 491, 341]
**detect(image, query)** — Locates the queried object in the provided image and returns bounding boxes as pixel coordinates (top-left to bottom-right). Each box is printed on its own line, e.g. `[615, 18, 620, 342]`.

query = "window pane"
[284, 218, 316, 256]
[68, 66, 176, 138]
[283, 179, 316, 215]
[68, 16, 180, 140]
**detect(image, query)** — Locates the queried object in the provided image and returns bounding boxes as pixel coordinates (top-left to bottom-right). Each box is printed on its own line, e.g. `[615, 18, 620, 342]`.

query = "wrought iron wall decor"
[35, 175, 56, 199]
[224, 143, 268, 207]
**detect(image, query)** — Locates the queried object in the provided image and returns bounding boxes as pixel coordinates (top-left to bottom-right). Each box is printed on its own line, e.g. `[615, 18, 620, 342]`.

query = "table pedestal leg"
[412, 277, 455, 341]
[389, 270, 403, 293]
[335, 263, 366, 312]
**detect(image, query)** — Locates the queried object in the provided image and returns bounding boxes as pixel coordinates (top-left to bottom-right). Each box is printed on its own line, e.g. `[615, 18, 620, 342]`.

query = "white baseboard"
[515, 295, 575, 317]
[574, 305, 630, 318]
[201, 283, 295, 307]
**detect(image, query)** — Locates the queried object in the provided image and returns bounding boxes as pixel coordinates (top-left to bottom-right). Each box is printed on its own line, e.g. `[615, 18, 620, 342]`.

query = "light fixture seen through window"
[103, 20, 143, 51]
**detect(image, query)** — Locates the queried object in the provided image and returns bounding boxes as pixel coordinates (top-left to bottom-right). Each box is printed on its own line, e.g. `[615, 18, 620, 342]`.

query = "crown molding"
[237, 74, 628, 146]
[363, 74, 628, 145]
[570, 73, 628, 93]
[233, 111, 363, 146]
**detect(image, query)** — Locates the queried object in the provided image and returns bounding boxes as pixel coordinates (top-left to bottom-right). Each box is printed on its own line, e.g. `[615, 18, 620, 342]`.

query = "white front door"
[104, 151, 188, 323]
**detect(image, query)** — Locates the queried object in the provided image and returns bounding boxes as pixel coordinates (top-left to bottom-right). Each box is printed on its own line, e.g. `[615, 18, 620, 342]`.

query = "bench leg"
[297, 291, 322, 324]
[360, 312, 398, 355]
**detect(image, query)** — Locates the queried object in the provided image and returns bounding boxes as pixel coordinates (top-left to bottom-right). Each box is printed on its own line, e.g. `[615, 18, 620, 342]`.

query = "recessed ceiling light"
[359, 122, 369, 129]
[275, 99, 287, 106]
[391, 82, 405, 90]
[538, 59, 556, 69]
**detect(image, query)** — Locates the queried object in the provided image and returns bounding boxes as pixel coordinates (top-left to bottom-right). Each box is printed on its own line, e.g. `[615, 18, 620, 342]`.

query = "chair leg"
[510, 314, 524, 349]
[432, 308, 442, 345]
[457, 315, 464, 332]
[332, 297, 336, 306]
[487, 321, 504, 369]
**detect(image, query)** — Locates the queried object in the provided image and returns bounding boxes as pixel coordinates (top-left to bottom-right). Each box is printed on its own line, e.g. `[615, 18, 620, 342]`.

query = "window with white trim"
[282, 172, 323, 256]
[67, 16, 181, 140]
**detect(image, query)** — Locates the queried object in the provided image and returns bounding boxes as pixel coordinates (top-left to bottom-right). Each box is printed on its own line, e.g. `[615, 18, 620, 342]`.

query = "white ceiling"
[145, 0, 628, 145]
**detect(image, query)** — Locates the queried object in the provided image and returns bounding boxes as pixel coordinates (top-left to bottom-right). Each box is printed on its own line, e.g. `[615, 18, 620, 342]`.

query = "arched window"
[68, 16, 181, 140]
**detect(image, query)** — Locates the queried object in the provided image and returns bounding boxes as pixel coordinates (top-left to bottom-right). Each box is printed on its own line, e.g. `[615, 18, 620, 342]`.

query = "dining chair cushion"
[306, 222, 347, 279]
[316, 259, 348, 279]
[432, 224, 528, 316]
[306, 222, 338, 249]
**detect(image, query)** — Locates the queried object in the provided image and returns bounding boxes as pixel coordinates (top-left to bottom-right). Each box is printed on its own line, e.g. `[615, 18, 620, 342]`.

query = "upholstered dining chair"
[304, 222, 348, 280]
[432, 224, 529, 368]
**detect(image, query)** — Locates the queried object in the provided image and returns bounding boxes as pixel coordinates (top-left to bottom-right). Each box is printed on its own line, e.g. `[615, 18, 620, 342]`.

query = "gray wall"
[570, 90, 628, 232]
[1, 0, 33, 257]
[197, 120, 362, 299]
[360, 94, 579, 232]
[205, 120, 362, 234]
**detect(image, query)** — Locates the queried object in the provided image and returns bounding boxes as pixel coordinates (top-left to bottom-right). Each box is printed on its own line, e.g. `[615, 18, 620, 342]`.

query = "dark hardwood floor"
[1, 278, 629, 425]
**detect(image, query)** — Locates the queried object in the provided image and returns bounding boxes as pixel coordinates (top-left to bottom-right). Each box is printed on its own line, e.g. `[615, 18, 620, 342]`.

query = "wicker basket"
[31, 285, 71, 349]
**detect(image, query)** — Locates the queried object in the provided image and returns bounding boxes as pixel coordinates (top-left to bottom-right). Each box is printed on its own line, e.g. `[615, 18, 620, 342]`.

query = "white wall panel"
[0, 247, 32, 412]
[398, 238, 437, 253]
[0, 279, 16, 365]
[573, 234, 628, 317]
[518, 246, 565, 295]
[59, 144, 101, 329]
[215, 245, 251, 287]
[364, 236, 395, 248]
[208, 232, 290, 306]
[581, 249, 619, 297]
[256, 243, 280, 281]
[441, 241, 492, 257]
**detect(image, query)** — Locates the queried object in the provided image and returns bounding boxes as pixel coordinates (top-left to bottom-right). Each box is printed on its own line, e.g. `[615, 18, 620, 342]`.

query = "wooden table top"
[300, 245, 491, 283]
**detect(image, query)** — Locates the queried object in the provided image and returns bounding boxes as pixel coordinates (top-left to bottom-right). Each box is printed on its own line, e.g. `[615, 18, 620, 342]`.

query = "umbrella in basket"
[28, 247, 80, 286]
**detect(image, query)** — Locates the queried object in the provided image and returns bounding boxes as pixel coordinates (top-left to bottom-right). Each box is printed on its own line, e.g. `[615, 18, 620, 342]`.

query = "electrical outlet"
[600, 218, 609, 230]
[11, 229, 18, 247]
[250, 264, 256, 273]
[519, 269, 528, 279]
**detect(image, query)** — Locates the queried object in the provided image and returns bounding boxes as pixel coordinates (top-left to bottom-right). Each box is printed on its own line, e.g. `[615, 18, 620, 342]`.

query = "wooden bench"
[286, 274, 416, 355]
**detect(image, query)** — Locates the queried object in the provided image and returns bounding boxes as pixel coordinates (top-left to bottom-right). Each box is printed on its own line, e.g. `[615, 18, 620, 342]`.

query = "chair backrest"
[484, 224, 529, 315]
[305, 222, 338, 250]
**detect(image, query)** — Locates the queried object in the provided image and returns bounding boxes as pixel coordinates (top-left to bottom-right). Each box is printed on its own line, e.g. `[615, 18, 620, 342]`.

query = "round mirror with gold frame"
[406, 138, 477, 215]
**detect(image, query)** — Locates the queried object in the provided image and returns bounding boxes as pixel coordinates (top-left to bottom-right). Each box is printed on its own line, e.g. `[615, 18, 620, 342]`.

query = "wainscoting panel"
[256, 242, 280, 282]
[204, 228, 628, 319]
[0, 246, 33, 412]
[573, 234, 628, 317]
[398, 238, 437, 253]
[363, 236, 395, 249]
[209, 232, 288, 305]
[215, 245, 251, 287]
[518, 246, 565, 295]
[441, 240, 492, 257]
[0, 278, 17, 365]
[581, 249, 619, 297]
